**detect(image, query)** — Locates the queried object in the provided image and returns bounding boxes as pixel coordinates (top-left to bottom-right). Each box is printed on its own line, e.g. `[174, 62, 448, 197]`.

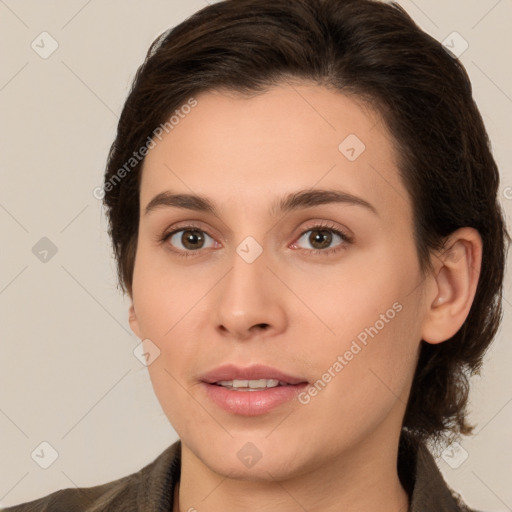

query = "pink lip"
[200, 364, 308, 385]
[200, 364, 309, 416]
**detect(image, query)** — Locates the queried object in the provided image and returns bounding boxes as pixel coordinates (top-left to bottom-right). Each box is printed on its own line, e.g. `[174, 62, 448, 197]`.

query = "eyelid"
[160, 220, 223, 243]
[292, 219, 354, 244]
[159, 221, 220, 250]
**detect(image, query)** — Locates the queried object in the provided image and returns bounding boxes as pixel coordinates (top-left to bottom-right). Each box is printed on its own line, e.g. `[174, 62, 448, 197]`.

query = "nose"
[212, 246, 288, 341]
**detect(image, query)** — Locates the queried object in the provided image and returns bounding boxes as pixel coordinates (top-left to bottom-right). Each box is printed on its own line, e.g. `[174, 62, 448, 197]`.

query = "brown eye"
[308, 229, 333, 250]
[181, 229, 205, 249]
[292, 225, 352, 255]
[166, 228, 215, 252]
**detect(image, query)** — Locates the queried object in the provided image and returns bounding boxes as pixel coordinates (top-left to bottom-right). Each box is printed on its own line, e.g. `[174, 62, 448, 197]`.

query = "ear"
[421, 227, 482, 344]
[129, 303, 142, 340]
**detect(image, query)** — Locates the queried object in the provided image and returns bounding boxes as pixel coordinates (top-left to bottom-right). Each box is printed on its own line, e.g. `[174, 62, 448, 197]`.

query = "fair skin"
[128, 82, 482, 512]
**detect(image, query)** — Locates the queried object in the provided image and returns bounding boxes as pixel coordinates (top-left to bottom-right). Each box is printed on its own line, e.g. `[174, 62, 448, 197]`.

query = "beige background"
[1, 0, 511, 509]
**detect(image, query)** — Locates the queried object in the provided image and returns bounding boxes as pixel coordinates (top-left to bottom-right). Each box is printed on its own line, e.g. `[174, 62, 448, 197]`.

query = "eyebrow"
[144, 189, 378, 217]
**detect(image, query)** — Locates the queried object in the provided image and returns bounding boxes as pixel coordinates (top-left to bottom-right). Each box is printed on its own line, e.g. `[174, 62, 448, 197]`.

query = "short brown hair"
[103, 0, 509, 443]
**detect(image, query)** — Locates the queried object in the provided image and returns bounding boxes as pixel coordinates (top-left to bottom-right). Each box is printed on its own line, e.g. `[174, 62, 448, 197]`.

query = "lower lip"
[202, 382, 308, 416]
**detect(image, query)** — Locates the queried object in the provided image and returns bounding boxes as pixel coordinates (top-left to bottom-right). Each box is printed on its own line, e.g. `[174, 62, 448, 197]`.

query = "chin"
[206, 453, 302, 482]
[187, 432, 312, 482]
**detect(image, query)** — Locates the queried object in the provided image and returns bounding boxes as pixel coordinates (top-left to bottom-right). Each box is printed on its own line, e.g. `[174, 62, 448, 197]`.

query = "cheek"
[131, 249, 213, 404]
[131, 246, 211, 337]
[295, 299, 421, 448]
[285, 248, 418, 351]
[291, 246, 423, 412]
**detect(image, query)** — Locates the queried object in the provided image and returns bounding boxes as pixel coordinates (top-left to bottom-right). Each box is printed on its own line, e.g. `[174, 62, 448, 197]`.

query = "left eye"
[294, 227, 349, 251]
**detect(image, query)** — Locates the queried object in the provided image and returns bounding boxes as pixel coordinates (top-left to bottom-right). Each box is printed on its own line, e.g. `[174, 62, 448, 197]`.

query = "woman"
[3, 0, 508, 510]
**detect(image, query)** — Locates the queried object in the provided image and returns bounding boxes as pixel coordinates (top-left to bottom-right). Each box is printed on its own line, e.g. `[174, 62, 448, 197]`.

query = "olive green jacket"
[2, 433, 478, 511]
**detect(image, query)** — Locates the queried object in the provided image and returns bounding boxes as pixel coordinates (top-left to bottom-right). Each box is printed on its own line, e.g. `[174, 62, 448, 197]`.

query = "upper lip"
[200, 364, 308, 385]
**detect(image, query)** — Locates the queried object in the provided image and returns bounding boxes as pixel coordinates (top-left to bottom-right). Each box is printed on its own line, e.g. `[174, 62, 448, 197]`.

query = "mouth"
[200, 364, 309, 416]
[200, 363, 308, 387]
[213, 378, 295, 391]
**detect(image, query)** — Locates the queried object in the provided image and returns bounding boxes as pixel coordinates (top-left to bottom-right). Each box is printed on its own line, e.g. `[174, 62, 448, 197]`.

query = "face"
[129, 82, 429, 480]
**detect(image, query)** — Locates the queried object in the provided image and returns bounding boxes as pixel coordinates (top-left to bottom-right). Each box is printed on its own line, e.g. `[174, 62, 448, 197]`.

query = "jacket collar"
[398, 432, 471, 511]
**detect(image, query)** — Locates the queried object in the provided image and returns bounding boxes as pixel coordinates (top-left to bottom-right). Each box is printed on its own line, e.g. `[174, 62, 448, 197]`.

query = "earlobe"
[129, 303, 142, 340]
[421, 227, 482, 344]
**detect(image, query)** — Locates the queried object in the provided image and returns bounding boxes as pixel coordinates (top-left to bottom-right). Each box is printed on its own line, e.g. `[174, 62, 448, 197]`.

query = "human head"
[103, 0, 508, 446]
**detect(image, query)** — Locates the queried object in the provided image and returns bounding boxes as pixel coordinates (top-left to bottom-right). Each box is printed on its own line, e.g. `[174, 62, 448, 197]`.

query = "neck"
[173, 430, 410, 512]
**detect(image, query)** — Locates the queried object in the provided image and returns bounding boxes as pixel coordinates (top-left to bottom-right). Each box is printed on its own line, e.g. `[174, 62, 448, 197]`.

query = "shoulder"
[1, 476, 134, 512]
[1, 441, 181, 512]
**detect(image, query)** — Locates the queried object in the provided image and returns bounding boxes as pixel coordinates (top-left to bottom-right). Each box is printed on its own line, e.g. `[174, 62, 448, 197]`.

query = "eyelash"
[159, 222, 354, 259]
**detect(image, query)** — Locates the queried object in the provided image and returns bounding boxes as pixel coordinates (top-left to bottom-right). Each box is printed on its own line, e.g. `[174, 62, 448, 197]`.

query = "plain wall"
[1, 0, 511, 509]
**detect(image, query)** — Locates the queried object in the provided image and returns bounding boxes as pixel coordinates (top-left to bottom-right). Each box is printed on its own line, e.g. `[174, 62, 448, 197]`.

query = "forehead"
[139, 82, 412, 226]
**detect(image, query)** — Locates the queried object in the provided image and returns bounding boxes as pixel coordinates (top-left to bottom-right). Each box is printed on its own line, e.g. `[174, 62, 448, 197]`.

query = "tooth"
[249, 379, 267, 388]
[215, 379, 284, 389]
